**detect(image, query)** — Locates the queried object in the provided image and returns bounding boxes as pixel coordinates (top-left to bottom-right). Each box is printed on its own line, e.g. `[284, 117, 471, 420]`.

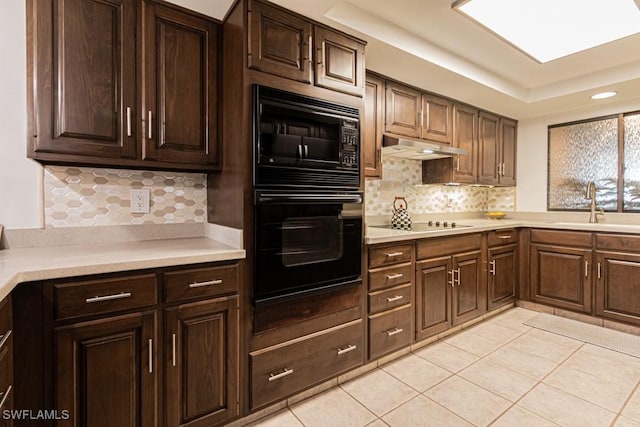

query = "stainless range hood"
[381, 135, 467, 160]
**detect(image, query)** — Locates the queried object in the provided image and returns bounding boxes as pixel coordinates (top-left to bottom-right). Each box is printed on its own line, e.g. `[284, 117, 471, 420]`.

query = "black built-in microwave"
[253, 85, 360, 190]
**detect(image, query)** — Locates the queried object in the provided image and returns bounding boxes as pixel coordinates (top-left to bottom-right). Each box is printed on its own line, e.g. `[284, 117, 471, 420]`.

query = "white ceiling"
[168, 0, 640, 119]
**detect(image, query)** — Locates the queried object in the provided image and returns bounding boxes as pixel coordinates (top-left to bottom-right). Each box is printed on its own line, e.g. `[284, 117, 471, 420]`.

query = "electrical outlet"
[130, 189, 150, 213]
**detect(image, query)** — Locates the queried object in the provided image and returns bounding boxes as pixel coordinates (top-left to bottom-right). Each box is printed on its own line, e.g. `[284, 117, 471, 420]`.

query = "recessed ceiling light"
[453, 0, 640, 63]
[591, 91, 618, 99]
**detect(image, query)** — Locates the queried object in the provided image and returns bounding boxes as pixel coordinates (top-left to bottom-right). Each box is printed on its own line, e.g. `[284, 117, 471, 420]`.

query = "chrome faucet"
[585, 181, 604, 223]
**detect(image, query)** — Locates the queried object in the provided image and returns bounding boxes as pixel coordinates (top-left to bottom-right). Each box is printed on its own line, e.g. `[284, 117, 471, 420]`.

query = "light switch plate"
[130, 189, 150, 213]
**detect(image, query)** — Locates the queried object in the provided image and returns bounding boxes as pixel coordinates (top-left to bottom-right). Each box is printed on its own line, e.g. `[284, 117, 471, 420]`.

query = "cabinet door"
[422, 94, 452, 144]
[596, 252, 640, 325]
[478, 111, 499, 185]
[247, 0, 312, 83]
[144, 3, 220, 168]
[165, 296, 239, 427]
[55, 311, 157, 427]
[530, 244, 593, 313]
[29, 0, 138, 160]
[314, 27, 365, 96]
[452, 251, 485, 325]
[499, 118, 517, 185]
[364, 74, 384, 177]
[488, 244, 517, 310]
[415, 256, 452, 341]
[385, 82, 421, 138]
[452, 104, 478, 184]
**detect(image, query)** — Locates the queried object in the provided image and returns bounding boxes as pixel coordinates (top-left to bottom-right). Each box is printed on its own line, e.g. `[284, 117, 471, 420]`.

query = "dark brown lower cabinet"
[55, 311, 158, 427]
[165, 296, 239, 427]
[596, 251, 640, 325]
[415, 246, 484, 341]
[487, 244, 517, 310]
[0, 296, 13, 427]
[530, 243, 592, 313]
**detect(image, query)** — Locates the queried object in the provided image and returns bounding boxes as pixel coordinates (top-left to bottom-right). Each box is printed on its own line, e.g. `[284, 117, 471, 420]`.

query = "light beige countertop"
[365, 213, 640, 244]
[0, 225, 245, 302]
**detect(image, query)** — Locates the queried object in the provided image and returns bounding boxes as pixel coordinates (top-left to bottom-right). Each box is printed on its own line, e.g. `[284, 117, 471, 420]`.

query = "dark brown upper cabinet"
[478, 112, 517, 186]
[248, 0, 313, 84]
[385, 81, 421, 138]
[364, 73, 384, 177]
[422, 94, 453, 144]
[27, 0, 138, 161]
[27, 0, 221, 172]
[314, 27, 365, 97]
[144, 2, 219, 167]
[247, 0, 365, 96]
[452, 104, 478, 184]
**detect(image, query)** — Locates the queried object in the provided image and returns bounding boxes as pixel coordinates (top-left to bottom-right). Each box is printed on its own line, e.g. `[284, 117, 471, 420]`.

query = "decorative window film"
[548, 118, 618, 211]
[624, 113, 640, 211]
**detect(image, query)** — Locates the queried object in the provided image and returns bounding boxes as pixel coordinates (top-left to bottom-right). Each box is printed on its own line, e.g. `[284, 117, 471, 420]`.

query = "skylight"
[453, 0, 640, 63]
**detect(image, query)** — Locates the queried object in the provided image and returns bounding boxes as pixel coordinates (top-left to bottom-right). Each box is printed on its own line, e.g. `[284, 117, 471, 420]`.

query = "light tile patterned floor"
[246, 308, 640, 427]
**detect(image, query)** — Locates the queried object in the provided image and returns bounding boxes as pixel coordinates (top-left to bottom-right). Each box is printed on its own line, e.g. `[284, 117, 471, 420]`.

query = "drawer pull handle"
[385, 252, 404, 258]
[337, 344, 357, 355]
[0, 329, 12, 350]
[386, 273, 403, 280]
[268, 368, 294, 382]
[86, 292, 132, 303]
[386, 327, 404, 337]
[386, 295, 404, 303]
[0, 385, 12, 411]
[498, 235, 512, 239]
[189, 279, 223, 288]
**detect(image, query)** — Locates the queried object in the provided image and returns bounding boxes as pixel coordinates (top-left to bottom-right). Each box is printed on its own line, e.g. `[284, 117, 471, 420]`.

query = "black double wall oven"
[253, 85, 362, 305]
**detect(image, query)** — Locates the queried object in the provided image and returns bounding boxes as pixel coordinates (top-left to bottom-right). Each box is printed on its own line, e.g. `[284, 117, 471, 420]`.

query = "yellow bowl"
[486, 211, 506, 219]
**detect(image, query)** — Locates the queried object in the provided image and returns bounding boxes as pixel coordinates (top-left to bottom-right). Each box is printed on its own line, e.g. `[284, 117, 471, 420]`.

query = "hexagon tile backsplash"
[44, 166, 207, 227]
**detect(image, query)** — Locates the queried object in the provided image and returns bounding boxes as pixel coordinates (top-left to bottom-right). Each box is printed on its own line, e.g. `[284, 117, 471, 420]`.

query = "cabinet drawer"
[368, 263, 412, 291]
[250, 319, 363, 409]
[369, 304, 411, 360]
[54, 274, 158, 320]
[596, 234, 640, 252]
[488, 229, 517, 246]
[369, 243, 413, 268]
[417, 233, 481, 260]
[164, 263, 238, 303]
[369, 284, 412, 314]
[530, 229, 592, 247]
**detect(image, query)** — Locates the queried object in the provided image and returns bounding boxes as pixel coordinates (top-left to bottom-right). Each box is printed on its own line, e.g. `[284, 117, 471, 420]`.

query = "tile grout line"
[609, 376, 640, 426]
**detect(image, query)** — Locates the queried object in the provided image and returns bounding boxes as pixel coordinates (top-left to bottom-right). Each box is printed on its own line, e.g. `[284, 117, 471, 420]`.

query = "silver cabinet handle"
[456, 156, 460, 172]
[386, 273, 403, 280]
[597, 262, 602, 279]
[308, 35, 312, 62]
[386, 295, 404, 303]
[489, 260, 496, 275]
[337, 344, 357, 355]
[0, 385, 12, 410]
[385, 252, 404, 258]
[386, 327, 404, 337]
[454, 268, 461, 286]
[304, 144, 309, 158]
[148, 339, 153, 374]
[189, 279, 223, 289]
[268, 368, 294, 382]
[126, 107, 132, 137]
[148, 110, 153, 139]
[297, 144, 304, 159]
[172, 333, 177, 367]
[0, 329, 12, 350]
[585, 261, 589, 278]
[86, 292, 131, 303]
[498, 235, 512, 239]
[448, 270, 454, 287]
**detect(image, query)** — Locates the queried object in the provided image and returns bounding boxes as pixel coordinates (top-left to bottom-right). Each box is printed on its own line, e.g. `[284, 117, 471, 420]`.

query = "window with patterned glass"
[624, 113, 640, 211]
[548, 117, 619, 211]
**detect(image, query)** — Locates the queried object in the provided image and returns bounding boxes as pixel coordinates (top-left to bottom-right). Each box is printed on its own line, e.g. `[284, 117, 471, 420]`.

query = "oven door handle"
[256, 193, 363, 204]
